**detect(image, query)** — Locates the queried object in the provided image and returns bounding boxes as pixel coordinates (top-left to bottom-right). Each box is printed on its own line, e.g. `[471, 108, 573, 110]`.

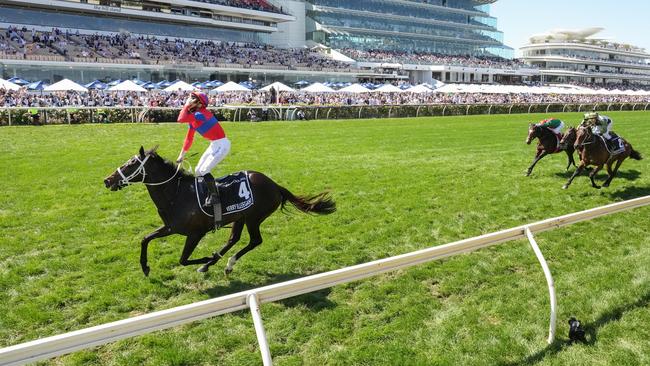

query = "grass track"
[1, 112, 650, 365]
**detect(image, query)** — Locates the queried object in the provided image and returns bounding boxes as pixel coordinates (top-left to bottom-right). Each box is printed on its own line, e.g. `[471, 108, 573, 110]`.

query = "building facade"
[520, 28, 650, 86]
[305, 0, 512, 58]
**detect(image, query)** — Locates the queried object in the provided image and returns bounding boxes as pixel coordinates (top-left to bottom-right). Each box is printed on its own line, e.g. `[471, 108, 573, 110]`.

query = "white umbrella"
[164, 80, 197, 92]
[108, 80, 147, 92]
[373, 84, 403, 93]
[338, 83, 371, 93]
[0, 78, 20, 91]
[405, 84, 434, 93]
[301, 83, 335, 93]
[44, 79, 88, 92]
[212, 81, 250, 93]
[260, 81, 294, 92]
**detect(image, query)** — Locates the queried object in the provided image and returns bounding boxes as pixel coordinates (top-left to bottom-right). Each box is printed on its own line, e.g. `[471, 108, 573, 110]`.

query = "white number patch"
[238, 181, 251, 200]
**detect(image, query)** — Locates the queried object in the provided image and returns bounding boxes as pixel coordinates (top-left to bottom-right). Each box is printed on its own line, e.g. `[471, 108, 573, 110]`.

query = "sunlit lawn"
[1, 111, 649, 365]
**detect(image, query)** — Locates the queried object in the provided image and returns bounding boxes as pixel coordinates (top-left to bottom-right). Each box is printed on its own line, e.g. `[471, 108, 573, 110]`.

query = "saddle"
[195, 171, 254, 218]
[599, 134, 625, 156]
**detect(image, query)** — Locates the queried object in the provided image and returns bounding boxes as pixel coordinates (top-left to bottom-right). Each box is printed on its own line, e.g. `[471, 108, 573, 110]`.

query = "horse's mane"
[146, 147, 195, 178]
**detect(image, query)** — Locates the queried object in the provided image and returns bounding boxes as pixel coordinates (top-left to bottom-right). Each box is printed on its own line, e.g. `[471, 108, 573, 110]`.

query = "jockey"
[536, 117, 564, 134]
[176, 91, 230, 225]
[583, 112, 619, 150]
[583, 112, 613, 138]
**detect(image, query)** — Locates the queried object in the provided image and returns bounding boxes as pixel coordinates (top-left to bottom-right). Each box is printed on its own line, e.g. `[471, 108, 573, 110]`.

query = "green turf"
[1, 111, 649, 366]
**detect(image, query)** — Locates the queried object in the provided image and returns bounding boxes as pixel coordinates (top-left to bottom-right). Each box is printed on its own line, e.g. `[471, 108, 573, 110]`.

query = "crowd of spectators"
[0, 26, 355, 71]
[2, 87, 649, 109]
[343, 48, 533, 69]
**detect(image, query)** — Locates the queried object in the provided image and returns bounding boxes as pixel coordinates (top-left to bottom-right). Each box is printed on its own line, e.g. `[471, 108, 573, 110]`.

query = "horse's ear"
[139, 146, 145, 157]
[151, 145, 159, 154]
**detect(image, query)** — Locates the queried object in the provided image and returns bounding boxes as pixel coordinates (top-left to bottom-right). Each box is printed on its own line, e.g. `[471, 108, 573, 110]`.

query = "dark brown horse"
[561, 125, 642, 189]
[525, 123, 576, 176]
[104, 146, 336, 276]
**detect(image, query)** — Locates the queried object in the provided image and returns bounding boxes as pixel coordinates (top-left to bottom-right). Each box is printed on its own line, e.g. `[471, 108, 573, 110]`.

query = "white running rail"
[2, 195, 649, 366]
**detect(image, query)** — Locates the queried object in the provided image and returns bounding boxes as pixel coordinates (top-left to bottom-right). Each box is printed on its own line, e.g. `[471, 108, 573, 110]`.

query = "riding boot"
[202, 173, 222, 230]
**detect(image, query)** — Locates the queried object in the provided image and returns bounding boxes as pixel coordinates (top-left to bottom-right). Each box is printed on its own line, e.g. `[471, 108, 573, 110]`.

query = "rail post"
[247, 293, 272, 366]
[524, 227, 557, 344]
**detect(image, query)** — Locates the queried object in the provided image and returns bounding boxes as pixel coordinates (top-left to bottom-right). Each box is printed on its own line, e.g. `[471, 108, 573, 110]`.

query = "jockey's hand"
[176, 152, 186, 164]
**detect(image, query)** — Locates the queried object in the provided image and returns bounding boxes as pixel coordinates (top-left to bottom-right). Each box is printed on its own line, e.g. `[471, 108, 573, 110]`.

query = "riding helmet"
[191, 92, 209, 108]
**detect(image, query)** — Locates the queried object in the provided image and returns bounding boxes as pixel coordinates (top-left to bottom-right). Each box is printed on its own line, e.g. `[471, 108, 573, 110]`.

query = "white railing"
[1, 195, 650, 366]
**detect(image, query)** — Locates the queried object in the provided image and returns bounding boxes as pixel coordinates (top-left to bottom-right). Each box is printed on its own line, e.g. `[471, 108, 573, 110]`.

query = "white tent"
[0, 78, 20, 91]
[301, 82, 335, 93]
[260, 81, 294, 92]
[164, 80, 197, 92]
[398, 84, 430, 93]
[430, 79, 445, 89]
[373, 84, 403, 93]
[338, 83, 371, 93]
[212, 81, 250, 93]
[44, 79, 88, 92]
[108, 80, 147, 92]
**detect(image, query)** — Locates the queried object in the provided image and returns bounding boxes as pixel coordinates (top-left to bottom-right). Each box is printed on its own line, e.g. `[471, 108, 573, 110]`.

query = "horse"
[525, 123, 576, 176]
[561, 124, 642, 189]
[104, 146, 336, 276]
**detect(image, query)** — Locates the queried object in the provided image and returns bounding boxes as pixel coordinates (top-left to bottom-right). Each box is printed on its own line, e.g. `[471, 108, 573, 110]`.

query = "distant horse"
[561, 125, 642, 189]
[525, 123, 576, 176]
[104, 146, 336, 276]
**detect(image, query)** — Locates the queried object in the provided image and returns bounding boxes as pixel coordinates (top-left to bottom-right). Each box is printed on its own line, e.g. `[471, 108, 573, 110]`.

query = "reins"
[117, 154, 183, 186]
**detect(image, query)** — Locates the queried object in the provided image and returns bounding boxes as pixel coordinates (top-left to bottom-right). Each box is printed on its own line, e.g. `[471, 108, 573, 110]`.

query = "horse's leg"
[563, 163, 585, 189]
[526, 150, 547, 176]
[225, 219, 264, 275]
[588, 164, 603, 189]
[140, 225, 173, 277]
[179, 232, 212, 267]
[566, 149, 576, 170]
[603, 158, 624, 187]
[197, 218, 245, 273]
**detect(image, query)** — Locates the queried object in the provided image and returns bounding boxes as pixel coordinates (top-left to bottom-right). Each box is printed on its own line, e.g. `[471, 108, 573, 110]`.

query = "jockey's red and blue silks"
[178, 105, 226, 152]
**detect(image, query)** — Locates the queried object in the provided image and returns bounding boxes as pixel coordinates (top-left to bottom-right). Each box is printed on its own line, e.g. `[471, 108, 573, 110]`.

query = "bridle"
[116, 154, 181, 187]
[575, 124, 595, 147]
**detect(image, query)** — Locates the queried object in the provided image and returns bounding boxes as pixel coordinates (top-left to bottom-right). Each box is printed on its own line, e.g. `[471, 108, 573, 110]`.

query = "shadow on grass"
[505, 291, 650, 366]
[606, 185, 650, 200]
[553, 169, 640, 182]
[201, 272, 335, 312]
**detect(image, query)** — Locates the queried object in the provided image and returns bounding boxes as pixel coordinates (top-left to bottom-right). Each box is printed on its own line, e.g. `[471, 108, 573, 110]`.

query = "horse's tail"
[277, 185, 336, 215]
[630, 147, 643, 161]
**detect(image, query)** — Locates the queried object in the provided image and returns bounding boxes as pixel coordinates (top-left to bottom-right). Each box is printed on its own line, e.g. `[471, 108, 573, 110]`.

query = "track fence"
[2, 102, 648, 125]
[1, 195, 649, 366]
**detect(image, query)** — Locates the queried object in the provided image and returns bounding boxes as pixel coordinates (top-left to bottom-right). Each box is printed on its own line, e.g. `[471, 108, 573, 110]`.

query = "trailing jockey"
[176, 91, 231, 229]
[536, 117, 565, 134]
[582, 112, 622, 153]
[536, 117, 565, 150]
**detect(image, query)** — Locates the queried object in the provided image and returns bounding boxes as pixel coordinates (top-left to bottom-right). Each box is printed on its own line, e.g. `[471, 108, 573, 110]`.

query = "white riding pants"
[549, 121, 564, 135]
[196, 138, 231, 176]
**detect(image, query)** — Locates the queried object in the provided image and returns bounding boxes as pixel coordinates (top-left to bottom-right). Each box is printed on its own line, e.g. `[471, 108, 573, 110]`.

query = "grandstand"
[0, 0, 542, 87]
[520, 28, 650, 87]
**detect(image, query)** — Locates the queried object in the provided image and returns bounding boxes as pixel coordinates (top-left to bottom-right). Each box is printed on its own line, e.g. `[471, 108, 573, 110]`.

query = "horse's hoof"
[593, 185, 601, 189]
[197, 265, 209, 273]
[142, 266, 150, 277]
[562, 185, 569, 190]
[224, 268, 233, 276]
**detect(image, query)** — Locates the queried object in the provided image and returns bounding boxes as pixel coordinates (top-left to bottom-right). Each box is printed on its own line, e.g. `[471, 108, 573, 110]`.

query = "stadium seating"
[0, 27, 355, 72]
